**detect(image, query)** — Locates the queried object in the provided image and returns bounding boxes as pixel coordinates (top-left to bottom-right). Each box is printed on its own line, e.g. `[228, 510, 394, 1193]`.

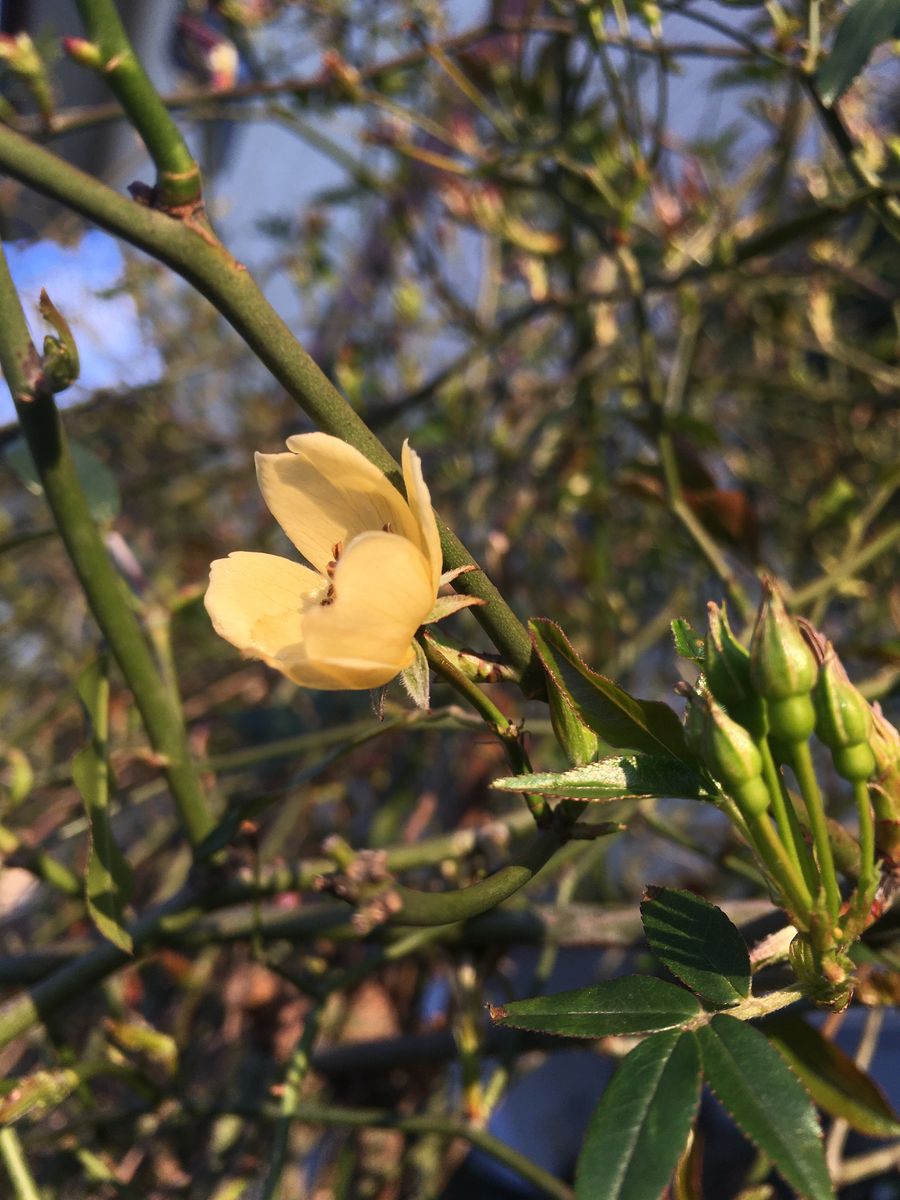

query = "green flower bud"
[767, 693, 817, 744]
[702, 698, 768, 814]
[833, 744, 876, 784]
[814, 649, 870, 748]
[813, 648, 875, 783]
[870, 703, 900, 790]
[750, 579, 817, 703]
[706, 601, 766, 737]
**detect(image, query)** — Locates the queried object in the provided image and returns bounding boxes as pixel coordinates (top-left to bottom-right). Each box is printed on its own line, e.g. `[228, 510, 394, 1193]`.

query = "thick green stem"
[74, 0, 202, 207]
[0, 124, 533, 679]
[391, 831, 565, 925]
[744, 809, 812, 927]
[789, 740, 841, 925]
[0, 245, 213, 850]
[853, 779, 876, 900]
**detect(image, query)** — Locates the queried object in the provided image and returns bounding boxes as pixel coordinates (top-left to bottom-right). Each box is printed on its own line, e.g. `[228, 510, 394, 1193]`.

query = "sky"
[0, 231, 165, 426]
[0, 2, 781, 431]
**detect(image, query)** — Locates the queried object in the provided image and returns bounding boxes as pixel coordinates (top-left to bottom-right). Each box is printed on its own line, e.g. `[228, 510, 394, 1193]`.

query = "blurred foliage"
[0, 1, 898, 1197]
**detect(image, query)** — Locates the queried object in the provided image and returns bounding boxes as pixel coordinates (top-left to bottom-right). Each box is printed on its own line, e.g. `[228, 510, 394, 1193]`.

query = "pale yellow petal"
[204, 552, 321, 663]
[275, 530, 433, 689]
[401, 438, 442, 592]
[256, 433, 419, 574]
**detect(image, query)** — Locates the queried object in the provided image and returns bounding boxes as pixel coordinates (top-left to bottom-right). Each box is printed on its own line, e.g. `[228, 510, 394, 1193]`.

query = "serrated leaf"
[490, 975, 703, 1038]
[765, 1014, 900, 1138]
[672, 618, 706, 667]
[491, 755, 713, 802]
[73, 656, 133, 953]
[529, 617, 599, 765]
[698, 1016, 835, 1200]
[576, 1031, 702, 1200]
[4, 437, 121, 524]
[641, 887, 750, 1007]
[530, 619, 691, 763]
[816, 0, 900, 105]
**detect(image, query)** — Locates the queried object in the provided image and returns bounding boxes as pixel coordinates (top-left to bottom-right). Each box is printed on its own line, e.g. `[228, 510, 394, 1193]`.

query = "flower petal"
[402, 439, 442, 592]
[256, 433, 419, 574]
[276, 530, 433, 689]
[205, 551, 321, 663]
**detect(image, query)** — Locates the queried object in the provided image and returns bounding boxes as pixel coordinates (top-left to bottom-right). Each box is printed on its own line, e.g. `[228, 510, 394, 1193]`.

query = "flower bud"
[870, 702, 900, 789]
[751, 580, 817, 743]
[814, 648, 875, 783]
[702, 698, 770, 815]
[705, 601, 766, 737]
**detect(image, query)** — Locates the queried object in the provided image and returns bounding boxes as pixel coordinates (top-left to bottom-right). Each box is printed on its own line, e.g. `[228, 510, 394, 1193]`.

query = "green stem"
[260, 1004, 324, 1200]
[74, 0, 202, 207]
[757, 736, 817, 900]
[0, 1128, 41, 1200]
[853, 779, 876, 900]
[0, 123, 534, 680]
[744, 809, 812, 927]
[422, 633, 548, 825]
[789, 740, 841, 925]
[0, 245, 213, 850]
[391, 831, 565, 925]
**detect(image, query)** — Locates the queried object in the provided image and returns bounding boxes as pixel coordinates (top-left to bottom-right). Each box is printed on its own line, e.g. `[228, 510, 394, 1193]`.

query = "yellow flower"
[205, 433, 447, 690]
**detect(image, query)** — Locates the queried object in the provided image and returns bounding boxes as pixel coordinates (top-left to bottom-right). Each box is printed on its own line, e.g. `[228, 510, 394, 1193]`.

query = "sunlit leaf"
[530, 620, 691, 763]
[491, 755, 712, 801]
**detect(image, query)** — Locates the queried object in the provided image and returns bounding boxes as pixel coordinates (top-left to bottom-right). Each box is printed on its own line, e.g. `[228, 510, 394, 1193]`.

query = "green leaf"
[491, 755, 713, 802]
[698, 1016, 835, 1200]
[530, 620, 691, 763]
[4, 436, 121, 524]
[815, 0, 900, 105]
[672, 618, 706, 667]
[576, 1031, 702, 1200]
[490, 975, 703, 1038]
[641, 887, 751, 1007]
[765, 1014, 900, 1138]
[73, 656, 133, 953]
[529, 618, 599, 765]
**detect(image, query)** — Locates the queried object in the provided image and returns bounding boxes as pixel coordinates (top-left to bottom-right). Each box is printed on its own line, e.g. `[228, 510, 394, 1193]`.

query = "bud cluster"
[680, 580, 900, 1007]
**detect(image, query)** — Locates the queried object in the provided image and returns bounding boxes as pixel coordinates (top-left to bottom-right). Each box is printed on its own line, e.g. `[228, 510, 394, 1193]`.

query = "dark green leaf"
[491, 755, 713, 802]
[530, 620, 691, 762]
[490, 975, 703, 1038]
[698, 1016, 835, 1200]
[765, 1014, 900, 1138]
[576, 1030, 702, 1200]
[73, 656, 133, 953]
[672, 618, 706, 667]
[5, 437, 121, 524]
[816, 0, 900, 105]
[641, 887, 750, 1007]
